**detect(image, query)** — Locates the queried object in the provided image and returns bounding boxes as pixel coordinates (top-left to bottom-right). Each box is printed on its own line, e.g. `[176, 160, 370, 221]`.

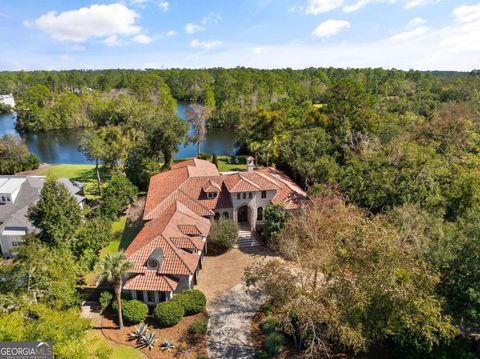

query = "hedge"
[173, 289, 207, 315]
[122, 300, 148, 324]
[154, 301, 184, 327]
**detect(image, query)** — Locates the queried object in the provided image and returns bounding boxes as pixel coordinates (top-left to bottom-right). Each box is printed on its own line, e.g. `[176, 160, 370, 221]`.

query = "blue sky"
[0, 0, 479, 70]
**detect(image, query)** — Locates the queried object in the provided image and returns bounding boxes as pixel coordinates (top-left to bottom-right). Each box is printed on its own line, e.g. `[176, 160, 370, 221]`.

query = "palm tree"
[97, 252, 133, 330]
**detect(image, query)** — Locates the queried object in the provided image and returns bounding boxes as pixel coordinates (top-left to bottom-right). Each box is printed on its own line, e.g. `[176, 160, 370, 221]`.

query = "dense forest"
[1, 67, 480, 357]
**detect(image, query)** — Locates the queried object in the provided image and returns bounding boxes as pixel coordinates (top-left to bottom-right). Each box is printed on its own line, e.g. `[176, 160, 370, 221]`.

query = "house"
[0, 94, 15, 108]
[0, 176, 85, 258]
[123, 157, 307, 305]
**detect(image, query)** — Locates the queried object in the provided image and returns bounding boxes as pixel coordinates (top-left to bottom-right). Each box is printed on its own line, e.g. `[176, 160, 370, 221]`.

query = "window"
[261, 191, 267, 198]
[257, 207, 263, 221]
[0, 196, 4, 202]
[207, 192, 217, 199]
[147, 258, 159, 270]
[222, 212, 229, 219]
[243, 193, 247, 199]
[237, 193, 241, 200]
[214, 212, 220, 220]
[147, 291, 155, 303]
[249, 192, 252, 199]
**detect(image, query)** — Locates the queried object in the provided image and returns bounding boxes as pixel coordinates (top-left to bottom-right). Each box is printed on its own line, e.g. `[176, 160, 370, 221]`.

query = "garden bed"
[100, 312, 208, 359]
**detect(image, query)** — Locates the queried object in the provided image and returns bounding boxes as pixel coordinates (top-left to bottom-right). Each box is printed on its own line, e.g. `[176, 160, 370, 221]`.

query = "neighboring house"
[124, 157, 307, 305]
[0, 176, 85, 258]
[0, 94, 15, 108]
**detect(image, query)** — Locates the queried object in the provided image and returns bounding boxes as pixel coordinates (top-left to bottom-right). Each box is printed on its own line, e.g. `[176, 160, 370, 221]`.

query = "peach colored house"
[123, 158, 307, 304]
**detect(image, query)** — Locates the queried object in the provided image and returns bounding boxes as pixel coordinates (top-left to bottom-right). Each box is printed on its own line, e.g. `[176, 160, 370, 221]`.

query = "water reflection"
[0, 102, 237, 164]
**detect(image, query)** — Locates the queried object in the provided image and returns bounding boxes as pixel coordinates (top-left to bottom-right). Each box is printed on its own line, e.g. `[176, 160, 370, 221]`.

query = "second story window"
[261, 190, 267, 198]
[249, 192, 252, 199]
[237, 193, 241, 200]
[243, 193, 247, 199]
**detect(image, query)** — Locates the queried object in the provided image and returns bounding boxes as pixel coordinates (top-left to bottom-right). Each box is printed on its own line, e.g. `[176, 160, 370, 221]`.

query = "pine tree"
[212, 152, 218, 168]
[28, 177, 82, 248]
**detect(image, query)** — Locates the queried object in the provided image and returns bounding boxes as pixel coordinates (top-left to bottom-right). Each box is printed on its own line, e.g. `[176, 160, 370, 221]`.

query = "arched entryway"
[237, 205, 249, 223]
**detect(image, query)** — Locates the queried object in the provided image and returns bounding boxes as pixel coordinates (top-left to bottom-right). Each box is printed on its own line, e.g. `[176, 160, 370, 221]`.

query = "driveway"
[207, 284, 264, 359]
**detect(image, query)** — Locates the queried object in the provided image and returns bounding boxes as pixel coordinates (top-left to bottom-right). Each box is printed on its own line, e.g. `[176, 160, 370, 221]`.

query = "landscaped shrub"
[154, 301, 184, 327]
[122, 300, 148, 324]
[208, 218, 239, 252]
[173, 289, 207, 315]
[260, 316, 279, 334]
[260, 303, 273, 316]
[188, 317, 209, 335]
[111, 292, 131, 312]
[99, 291, 113, 312]
[263, 332, 286, 357]
[198, 153, 211, 160]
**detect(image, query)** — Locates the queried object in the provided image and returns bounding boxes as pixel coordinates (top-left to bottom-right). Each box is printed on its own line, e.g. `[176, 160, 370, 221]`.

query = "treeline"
[1, 67, 479, 131]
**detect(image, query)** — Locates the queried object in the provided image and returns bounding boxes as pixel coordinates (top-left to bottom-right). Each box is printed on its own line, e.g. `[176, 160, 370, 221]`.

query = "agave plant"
[128, 323, 148, 341]
[160, 338, 175, 352]
[140, 331, 158, 350]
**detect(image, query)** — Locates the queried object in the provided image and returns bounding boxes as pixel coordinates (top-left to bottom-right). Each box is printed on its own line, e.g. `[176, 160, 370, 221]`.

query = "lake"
[0, 102, 238, 164]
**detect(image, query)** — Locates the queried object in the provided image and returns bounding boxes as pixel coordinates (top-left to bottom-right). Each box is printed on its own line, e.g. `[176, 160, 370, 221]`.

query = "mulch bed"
[251, 308, 302, 359]
[99, 311, 208, 358]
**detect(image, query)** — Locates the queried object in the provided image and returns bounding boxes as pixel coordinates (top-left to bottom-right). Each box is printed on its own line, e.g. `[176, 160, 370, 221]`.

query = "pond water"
[0, 102, 238, 164]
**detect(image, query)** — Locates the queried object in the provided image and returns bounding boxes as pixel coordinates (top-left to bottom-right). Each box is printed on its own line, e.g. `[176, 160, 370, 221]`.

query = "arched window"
[214, 212, 220, 220]
[257, 207, 263, 221]
[222, 212, 229, 219]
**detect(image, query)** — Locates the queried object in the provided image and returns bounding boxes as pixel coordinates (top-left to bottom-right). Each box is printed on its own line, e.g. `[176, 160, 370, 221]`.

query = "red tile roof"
[125, 159, 307, 293]
[124, 272, 178, 292]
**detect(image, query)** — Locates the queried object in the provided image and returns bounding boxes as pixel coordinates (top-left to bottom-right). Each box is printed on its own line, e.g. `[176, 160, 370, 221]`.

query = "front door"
[238, 206, 248, 223]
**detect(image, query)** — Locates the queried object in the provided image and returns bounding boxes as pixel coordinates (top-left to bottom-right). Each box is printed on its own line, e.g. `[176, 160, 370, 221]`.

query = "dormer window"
[147, 248, 163, 271]
[207, 192, 217, 199]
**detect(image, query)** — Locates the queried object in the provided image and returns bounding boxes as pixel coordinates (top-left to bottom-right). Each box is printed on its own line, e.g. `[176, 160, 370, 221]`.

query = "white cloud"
[312, 19, 350, 37]
[305, 0, 344, 14]
[389, 26, 429, 41]
[190, 39, 222, 50]
[159, 1, 169, 12]
[343, 0, 394, 12]
[166, 30, 177, 36]
[452, 4, 480, 23]
[185, 23, 204, 34]
[66, 44, 86, 51]
[405, 0, 440, 9]
[25, 3, 142, 42]
[408, 17, 426, 28]
[252, 46, 266, 54]
[103, 35, 122, 46]
[201, 12, 222, 25]
[133, 34, 153, 44]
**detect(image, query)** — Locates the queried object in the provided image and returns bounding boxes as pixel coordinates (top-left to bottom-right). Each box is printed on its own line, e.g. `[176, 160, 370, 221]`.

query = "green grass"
[100, 217, 140, 258]
[40, 164, 102, 200]
[217, 155, 247, 172]
[88, 330, 143, 359]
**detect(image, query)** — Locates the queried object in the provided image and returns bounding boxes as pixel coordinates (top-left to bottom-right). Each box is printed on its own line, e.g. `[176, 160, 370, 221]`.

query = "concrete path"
[207, 284, 264, 359]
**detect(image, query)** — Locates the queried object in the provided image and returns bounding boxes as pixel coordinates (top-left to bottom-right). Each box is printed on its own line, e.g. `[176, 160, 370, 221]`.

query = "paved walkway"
[207, 284, 264, 359]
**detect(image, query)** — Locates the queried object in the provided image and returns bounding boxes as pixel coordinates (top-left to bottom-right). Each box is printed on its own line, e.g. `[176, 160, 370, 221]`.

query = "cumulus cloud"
[25, 4, 143, 42]
[190, 39, 222, 50]
[305, 0, 344, 14]
[185, 23, 204, 34]
[201, 12, 222, 25]
[405, 0, 440, 9]
[166, 30, 177, 36]
[24, 3, 153, 46]
[312, 19, 350, 37]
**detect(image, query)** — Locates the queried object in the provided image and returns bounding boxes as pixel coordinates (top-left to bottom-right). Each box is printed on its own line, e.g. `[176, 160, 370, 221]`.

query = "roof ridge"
[162, 235, 195, 274]
[235, 173, 261, 190]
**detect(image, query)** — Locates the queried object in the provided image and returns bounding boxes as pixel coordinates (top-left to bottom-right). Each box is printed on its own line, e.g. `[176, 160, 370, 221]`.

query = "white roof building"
[0, 94, 15, 108]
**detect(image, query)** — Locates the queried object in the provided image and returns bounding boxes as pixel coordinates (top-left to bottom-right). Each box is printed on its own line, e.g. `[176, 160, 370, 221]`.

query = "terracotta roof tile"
[124, 272, 178, 292]
[171, 236, 205, 251]
[178, 225, 202, 236]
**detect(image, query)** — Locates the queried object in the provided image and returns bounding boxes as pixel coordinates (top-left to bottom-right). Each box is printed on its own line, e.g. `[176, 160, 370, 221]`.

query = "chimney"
[246, 156, 255, 173]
